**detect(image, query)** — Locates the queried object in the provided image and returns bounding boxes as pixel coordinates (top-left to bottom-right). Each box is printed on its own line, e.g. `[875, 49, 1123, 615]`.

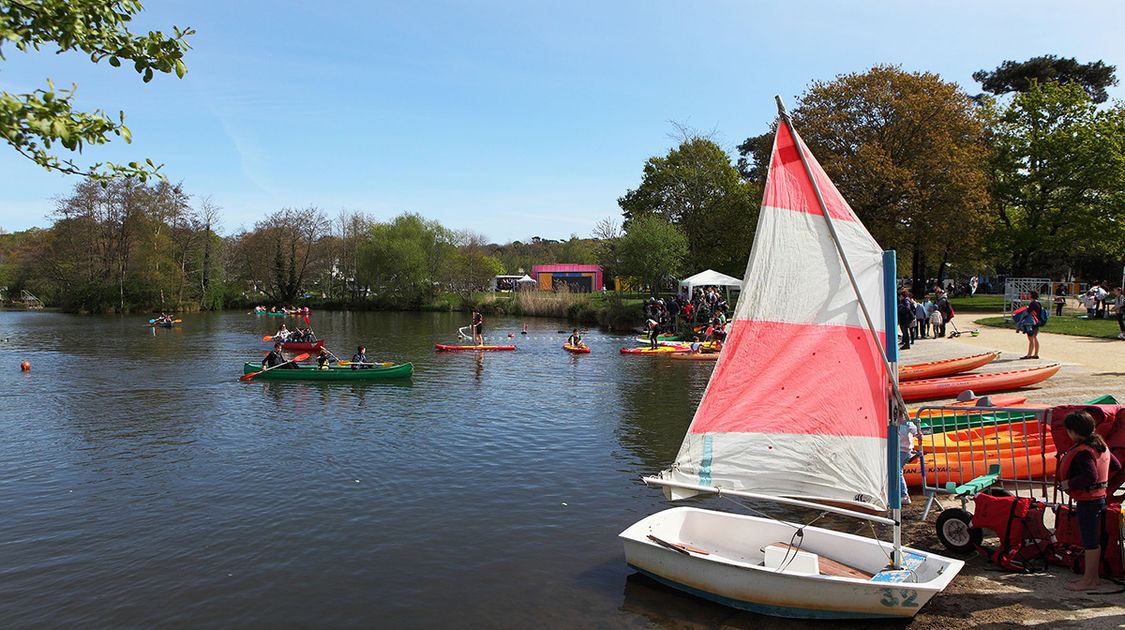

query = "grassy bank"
[977, 313, 1122, 339]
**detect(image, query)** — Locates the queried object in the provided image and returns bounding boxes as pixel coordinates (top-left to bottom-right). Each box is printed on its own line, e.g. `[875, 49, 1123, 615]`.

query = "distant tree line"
[3, 49, 1124, 312]
[618, 55, 1125, 294]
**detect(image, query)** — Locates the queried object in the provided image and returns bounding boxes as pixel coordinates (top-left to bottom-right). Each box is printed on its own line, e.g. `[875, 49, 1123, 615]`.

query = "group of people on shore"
[896, 288, 954, 350]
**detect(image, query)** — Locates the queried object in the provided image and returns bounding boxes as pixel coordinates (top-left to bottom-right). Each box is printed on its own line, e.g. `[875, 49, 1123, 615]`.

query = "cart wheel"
[936, 508, 981, 554]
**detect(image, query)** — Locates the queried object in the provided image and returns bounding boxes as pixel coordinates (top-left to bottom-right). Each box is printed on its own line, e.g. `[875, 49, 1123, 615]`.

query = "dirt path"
[898, 323, 1125, 628]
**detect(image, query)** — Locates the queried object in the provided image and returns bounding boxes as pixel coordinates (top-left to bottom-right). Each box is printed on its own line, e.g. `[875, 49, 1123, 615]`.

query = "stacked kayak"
[435, 344, 515, 351]
[242, 362, 413, 380]
[899, 364, 1061, 401]
[563, 344, 590, 354]
[898, 352, 999, 381]
[910, 395, 1046, 432]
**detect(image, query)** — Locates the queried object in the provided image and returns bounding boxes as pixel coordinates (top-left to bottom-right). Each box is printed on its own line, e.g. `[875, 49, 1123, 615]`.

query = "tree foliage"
[618, 136, 756, 277]
[0, 0, 193, 179]
[358, 212, 456, 306]
[739, 65, 991, 290]
[616, 214, 687, 293]
[973, 55, 1118, 104]
[984, 81, 1125, 276]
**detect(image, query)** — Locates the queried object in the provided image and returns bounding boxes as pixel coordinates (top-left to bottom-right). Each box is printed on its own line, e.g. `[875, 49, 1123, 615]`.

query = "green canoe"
[243, 362, 413, 380]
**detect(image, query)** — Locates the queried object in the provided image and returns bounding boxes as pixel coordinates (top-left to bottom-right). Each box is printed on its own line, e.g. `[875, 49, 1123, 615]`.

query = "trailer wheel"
[936, 508, 980, 554]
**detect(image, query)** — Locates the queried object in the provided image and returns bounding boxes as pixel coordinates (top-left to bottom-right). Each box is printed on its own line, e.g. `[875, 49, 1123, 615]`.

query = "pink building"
[530, 264, 603, 292]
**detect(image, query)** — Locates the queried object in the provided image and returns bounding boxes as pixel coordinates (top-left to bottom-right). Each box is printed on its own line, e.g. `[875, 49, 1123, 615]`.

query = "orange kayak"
[898, 352, 999, 381]
[904, 447, 1056, 487]
[899, 364, 1060, 401]
[922, 420, 1053, 456]
[668, 352, 720, 361]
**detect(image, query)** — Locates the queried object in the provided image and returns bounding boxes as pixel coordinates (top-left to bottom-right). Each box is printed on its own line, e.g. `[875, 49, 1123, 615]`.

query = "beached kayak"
[898, 352, 999, 382]
[899, 364, 1061, 401]
[280, 340, 325, 352]
[434, 344, 516, 351]
[563, 344, 590, 353]
[242, 362, 412, 380]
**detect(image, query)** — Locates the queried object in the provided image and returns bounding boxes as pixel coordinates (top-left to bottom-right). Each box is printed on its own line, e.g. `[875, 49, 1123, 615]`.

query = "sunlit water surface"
[0, 310, 872, 628]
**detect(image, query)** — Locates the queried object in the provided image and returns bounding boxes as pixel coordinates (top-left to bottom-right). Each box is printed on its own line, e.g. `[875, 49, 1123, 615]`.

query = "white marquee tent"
[678, 269, 743, 295]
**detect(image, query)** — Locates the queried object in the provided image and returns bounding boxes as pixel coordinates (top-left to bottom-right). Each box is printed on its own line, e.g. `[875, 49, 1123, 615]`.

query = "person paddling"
[274, 323, 290, 342]
[263, 342, 298, 369]
[316, 348, 331, 370]
[351, 345, 373, 370]
[567, 329, 582, 347]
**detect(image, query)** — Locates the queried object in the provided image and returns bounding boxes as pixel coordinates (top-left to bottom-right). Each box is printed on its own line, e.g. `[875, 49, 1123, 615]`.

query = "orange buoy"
[20, 361, 30, 371]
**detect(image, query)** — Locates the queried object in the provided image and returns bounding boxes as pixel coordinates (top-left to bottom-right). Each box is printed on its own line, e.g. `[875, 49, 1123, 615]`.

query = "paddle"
[239, 352, 310, 381]
[336, 361, 395, 367]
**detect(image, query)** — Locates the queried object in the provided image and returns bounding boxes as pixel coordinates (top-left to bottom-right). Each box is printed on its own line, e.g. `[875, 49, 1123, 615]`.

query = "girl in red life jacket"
[1059, 410, 1121, 591]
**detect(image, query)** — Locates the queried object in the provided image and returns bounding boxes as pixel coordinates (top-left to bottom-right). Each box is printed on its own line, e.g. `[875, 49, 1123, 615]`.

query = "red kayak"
[899, 364, 1061, 401]
[563, 344, 590, 354]
[281, 340, 325, 352]
[434, 344, 516, 351]
[898, 352, 999, 382]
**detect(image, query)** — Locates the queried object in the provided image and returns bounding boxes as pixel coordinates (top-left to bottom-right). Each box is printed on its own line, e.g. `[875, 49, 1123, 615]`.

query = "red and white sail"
[661, 120, 890, 511]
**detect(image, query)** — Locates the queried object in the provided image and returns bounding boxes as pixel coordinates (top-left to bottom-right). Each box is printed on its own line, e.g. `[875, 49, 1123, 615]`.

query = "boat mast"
[775, 96, 906, 567]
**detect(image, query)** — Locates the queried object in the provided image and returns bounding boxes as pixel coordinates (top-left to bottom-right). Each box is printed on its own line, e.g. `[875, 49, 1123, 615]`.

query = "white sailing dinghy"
[620, 99, 963, 620]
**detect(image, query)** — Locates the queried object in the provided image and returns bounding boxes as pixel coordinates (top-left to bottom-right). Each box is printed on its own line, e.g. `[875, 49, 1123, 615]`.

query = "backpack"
[1039, 305, 1048, 326]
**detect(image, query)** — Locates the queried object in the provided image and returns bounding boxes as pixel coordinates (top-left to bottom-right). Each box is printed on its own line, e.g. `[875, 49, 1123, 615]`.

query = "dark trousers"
[899, 322, 911, 348]
[935, 320, 946, 337]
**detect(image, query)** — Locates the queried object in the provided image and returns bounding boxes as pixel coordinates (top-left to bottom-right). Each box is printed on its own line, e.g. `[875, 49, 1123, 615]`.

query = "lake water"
[0, 310, 847, 628]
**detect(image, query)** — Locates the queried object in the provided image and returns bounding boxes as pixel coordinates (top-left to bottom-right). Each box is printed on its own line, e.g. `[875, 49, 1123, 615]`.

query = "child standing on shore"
[1059, 410, 1121, 591]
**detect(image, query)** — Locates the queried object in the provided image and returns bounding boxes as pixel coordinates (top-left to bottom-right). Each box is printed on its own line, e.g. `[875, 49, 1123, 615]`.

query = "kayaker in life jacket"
[1058, 410, 1122, 591]
[316, 348, 331, 370]
[567, 329, 582, 347]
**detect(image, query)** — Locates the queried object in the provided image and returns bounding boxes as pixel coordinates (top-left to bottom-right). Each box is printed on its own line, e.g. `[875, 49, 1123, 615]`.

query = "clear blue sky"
[1, 1, 1122, 242]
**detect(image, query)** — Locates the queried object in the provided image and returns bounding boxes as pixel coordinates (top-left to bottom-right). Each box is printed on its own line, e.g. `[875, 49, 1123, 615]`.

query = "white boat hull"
[620, 507, 963, 619]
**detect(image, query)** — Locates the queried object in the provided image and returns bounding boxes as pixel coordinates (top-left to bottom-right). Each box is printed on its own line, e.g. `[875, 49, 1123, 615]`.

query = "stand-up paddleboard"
[434, 344, 516, 351]
[620, 345, 691, 354]
[563, 344, 590, 354]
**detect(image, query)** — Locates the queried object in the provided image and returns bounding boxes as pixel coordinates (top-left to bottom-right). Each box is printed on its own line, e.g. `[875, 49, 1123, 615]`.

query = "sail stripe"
[690, 320, 887, 438]
[764, 122, 860, 223]
[734, 203, 885, 328]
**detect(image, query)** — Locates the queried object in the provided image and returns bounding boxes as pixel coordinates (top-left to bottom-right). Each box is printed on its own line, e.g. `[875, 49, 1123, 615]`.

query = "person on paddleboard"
[471, 309, 484, 346]
[567, 329, 582, 347]
[646, 318, 659, 349]
[351, 345, 372, 370]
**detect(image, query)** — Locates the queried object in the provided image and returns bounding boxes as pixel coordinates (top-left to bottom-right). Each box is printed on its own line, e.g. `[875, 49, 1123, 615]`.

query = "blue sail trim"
[700, 434, 713, 486]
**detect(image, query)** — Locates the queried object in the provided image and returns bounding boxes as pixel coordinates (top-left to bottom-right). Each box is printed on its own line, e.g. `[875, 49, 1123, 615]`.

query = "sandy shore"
[900, 318, 1125, 628]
